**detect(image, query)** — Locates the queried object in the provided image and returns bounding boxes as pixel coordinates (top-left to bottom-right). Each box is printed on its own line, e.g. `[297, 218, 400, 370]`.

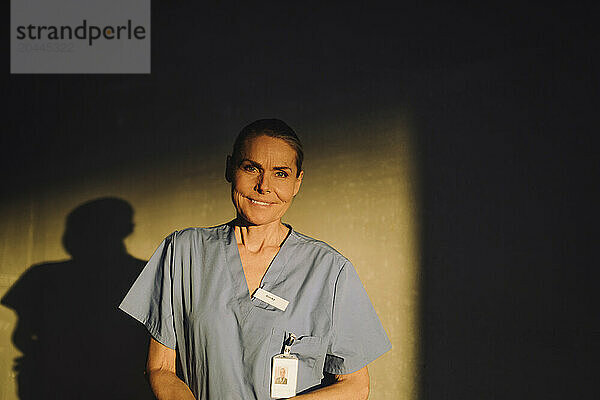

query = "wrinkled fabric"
[119, 222, 391, 399]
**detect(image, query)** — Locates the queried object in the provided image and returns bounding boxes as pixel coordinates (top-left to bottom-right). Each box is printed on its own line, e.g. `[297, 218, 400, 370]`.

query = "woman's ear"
[293, 170, 304, 196]
[225, 155, 233, 183]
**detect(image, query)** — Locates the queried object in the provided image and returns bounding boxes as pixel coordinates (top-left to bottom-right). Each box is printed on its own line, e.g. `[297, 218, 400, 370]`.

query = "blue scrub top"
[119, 222, 391, 399]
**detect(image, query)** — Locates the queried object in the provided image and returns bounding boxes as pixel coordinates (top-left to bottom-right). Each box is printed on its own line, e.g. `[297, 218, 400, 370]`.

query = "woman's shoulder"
[169, 223, 229, 242]
[289, 229, 350, 269]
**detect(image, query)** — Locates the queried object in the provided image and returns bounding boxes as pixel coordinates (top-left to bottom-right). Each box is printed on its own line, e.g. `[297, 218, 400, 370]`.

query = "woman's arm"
[292, 366, 370, 400]
[146, 337, 197, 400]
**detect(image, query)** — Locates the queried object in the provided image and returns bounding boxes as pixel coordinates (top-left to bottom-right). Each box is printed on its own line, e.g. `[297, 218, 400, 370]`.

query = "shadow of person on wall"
[1, 197, 154, 400]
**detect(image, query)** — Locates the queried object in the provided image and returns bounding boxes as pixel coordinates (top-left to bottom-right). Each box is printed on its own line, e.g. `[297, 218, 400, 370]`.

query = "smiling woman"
[119, 119, 391, 400]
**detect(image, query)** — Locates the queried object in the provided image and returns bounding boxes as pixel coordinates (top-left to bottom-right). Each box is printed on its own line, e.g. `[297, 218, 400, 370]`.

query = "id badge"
[270, 333, 299, 399]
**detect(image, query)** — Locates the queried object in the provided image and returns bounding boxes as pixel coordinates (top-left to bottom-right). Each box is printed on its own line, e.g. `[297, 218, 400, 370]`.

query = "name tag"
[253, 288, 289, 311]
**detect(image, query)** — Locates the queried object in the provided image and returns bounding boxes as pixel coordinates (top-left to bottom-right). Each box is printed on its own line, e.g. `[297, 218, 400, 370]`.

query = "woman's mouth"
[248, 198, 272, 206]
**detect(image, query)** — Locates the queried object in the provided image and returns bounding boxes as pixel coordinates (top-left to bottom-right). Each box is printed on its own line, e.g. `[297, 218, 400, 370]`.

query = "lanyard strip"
[283, 333, 296, 355]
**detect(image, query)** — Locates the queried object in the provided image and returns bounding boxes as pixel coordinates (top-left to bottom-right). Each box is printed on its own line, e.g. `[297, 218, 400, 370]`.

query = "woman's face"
[229, 135, 303, 226]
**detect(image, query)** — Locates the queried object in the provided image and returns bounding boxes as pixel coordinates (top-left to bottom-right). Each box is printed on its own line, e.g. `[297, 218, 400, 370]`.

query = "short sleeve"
[119, 232, 177, 349]
[324, 261, 392, 374]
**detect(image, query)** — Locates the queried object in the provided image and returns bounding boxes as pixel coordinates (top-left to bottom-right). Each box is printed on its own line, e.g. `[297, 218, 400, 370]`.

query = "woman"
[119, 119, 391, 399]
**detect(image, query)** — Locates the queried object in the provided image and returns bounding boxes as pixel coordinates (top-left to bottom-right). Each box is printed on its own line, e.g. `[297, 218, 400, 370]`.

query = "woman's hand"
[291, 366, 370, 400]
[146, 337, 197, 400]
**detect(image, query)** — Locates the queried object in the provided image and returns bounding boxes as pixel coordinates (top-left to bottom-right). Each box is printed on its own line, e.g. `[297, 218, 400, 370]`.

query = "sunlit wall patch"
[11, 0, 150, 74]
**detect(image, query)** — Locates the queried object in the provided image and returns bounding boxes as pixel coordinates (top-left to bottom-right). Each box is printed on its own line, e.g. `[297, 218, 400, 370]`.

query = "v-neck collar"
[222, 221, 296, 310]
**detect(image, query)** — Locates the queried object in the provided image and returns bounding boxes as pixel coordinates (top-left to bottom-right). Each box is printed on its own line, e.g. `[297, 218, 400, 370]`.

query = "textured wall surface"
[0, 116, 418, 399]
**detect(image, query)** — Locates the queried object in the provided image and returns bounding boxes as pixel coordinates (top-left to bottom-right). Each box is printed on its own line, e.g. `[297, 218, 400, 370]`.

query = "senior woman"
[119, 119, 391, 399]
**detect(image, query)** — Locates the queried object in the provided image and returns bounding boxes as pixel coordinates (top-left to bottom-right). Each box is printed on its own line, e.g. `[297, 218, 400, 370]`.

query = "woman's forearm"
[292, 367, 370, 400]
[146, 338, 195, 399]
[148, 369, 197, 400]
[293, 382, 369, 400]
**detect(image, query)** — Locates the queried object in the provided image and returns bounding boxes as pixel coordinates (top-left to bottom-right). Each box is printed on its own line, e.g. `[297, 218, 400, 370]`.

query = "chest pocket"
[265, 328, 326, 395]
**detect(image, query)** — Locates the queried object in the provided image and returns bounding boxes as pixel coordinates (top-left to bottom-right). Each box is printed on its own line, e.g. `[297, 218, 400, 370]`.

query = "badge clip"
[271, 332, 298, 399]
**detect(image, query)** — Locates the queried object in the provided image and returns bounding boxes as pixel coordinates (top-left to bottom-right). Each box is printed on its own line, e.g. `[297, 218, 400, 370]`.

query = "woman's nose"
[255, 173, 271, 194]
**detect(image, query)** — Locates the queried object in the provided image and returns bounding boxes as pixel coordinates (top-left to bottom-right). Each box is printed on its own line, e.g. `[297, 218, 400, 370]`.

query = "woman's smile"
[247, 198, 275, 206]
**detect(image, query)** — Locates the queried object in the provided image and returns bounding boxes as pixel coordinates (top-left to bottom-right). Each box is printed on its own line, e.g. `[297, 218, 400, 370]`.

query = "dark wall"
[3, 2, 596, 399]
[416, 40, 597, 400]
[407, 6, 597, 398]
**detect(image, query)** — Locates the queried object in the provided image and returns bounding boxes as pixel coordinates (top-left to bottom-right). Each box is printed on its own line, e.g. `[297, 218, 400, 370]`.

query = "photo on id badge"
[271, 354, 298, 398]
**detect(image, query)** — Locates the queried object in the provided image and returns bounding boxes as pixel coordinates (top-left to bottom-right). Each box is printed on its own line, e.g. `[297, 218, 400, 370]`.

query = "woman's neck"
[233, 219, 289, 253]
